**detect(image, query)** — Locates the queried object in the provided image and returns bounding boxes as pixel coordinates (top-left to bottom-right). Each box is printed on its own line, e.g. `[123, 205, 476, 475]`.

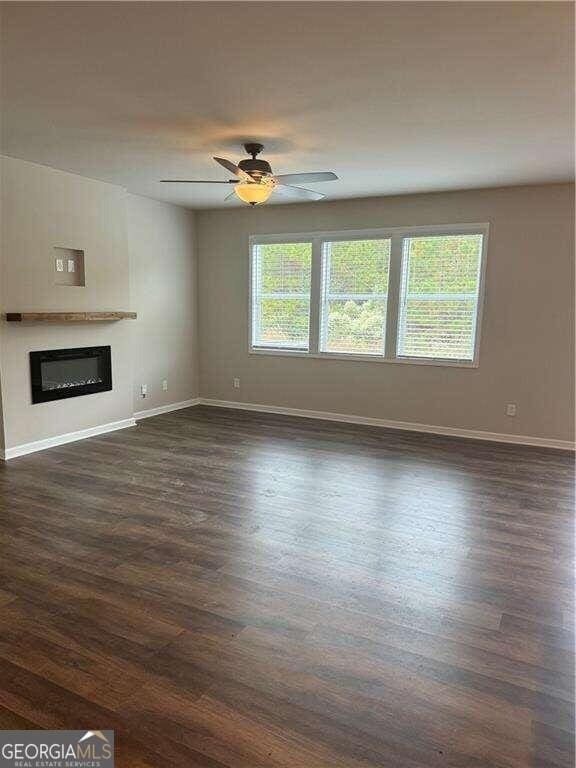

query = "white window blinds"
[250, 225, 487, 366]
[251, 242, 312, 350]
[320, 239, 391, 355]
[397, 234, 484, 361]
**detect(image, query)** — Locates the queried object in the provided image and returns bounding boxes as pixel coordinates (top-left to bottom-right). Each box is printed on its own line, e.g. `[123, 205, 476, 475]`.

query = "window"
[250, 225, 487, 366]
[251, 241, 312, 350]
[398, 234, 484, 361]
[320, 239, 391, 355]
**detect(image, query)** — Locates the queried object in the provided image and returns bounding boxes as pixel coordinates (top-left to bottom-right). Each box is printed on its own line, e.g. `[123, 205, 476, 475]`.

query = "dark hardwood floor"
[0, 405, 573, 767]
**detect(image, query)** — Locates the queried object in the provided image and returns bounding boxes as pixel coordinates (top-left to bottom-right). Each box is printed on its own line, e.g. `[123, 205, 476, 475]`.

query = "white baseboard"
[1, 417, 137, 460]
[2, 397, 572, 459]
[134, 397, 201, 420]
[199, 398, 575, 451]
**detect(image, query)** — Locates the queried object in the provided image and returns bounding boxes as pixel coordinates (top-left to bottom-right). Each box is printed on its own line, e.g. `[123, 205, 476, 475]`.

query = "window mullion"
[253, 245, 261, 346]
[308, 237, 322, 354]
[385, 235, 403, 359]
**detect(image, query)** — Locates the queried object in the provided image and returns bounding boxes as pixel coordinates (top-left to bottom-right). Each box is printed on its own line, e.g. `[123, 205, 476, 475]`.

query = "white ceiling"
[1, 1, 573, 209]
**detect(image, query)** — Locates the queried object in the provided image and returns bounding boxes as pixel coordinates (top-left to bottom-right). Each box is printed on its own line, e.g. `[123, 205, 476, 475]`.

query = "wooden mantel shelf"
[5, 311, 137, 322]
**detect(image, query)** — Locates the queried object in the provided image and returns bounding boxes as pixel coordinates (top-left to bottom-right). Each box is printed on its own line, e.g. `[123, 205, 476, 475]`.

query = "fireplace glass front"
[30, 346, 112, 403]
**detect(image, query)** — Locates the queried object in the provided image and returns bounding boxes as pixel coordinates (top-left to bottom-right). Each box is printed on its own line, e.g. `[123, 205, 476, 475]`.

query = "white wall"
[196, 184, 575, 444]
[128, 194, 198, 412]
[0, 157, 133, 449]
[0, 157, 198, 451]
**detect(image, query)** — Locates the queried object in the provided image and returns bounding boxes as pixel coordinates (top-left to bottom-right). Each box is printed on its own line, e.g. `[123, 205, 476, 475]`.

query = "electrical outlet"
[505, 403, 517, 417]
[140, 384, 148, 397]
[233, 378, 240, 389]
[55, 258, 64, 272]
[162, 379, 168, 391]
[67, 259, 75, 273]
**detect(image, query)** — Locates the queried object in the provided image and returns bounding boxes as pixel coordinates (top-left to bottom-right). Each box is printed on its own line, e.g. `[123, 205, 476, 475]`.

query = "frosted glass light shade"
[234, 181, 274, 205]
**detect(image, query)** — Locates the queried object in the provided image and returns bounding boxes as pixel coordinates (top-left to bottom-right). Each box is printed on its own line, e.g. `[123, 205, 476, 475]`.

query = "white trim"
[249, 223, 491, 244]
[2, 399, 572, 459]
[249, 349, 479, 368]
[134, 398, 201, 420]
[309, 238, 322, 353]
[198, 399, 575, 452]
[384, 234, 403, 359]
[1, 417, 136, 460]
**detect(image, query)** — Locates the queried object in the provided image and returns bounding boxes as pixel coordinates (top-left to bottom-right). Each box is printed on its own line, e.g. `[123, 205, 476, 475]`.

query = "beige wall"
[1, 159, 572, 450]
[0, 156, 133, 448]
[0, 157, 198, 451]
[0, 351, 5, 451]
[128, 194, 198, 412]
[197, 184, 575, 443]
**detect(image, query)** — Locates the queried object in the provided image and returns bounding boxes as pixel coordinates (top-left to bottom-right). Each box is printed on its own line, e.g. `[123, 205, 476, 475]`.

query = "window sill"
[249, 349, 479, 369]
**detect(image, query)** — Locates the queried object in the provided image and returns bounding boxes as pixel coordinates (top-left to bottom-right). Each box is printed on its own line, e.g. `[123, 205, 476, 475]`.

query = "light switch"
[53, 247, 85, 286]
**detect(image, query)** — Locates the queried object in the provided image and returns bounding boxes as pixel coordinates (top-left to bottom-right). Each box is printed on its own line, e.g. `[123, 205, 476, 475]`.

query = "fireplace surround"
[30, 346, 112, 404]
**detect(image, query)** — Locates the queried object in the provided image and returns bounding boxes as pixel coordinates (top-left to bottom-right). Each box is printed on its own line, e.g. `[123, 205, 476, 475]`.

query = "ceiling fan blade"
[160, 179, 238, 184]
[273, 171, 337, 185]
[213, 157, 253, 182]
[274, 184, 325, 201]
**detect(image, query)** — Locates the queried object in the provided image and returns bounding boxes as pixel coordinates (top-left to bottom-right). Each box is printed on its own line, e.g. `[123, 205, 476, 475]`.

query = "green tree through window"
[250, 228, 485, 363]
[252, 242, 312, 348]
[320, 239, 391, 354]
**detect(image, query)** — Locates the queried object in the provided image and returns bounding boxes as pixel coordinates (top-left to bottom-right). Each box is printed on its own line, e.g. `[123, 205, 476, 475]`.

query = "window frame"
[248, 223, 489, 368]
[319, 238, 392, 357]
[250, 238, 313, 352]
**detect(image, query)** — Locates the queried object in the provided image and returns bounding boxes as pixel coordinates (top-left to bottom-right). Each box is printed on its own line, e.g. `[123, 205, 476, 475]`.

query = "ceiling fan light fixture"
[234, 180, 274, 206]
[160, 143, 338, 204]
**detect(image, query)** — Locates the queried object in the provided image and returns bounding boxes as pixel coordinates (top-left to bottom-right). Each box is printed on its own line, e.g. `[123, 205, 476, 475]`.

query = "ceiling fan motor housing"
[238, 157, 272, 179]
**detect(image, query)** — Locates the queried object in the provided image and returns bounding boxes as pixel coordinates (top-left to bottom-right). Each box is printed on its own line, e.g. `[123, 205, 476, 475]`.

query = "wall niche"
[53, 247, 85, 286]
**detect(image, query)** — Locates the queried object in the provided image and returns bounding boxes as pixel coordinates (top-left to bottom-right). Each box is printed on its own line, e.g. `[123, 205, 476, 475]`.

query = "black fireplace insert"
[30, 346, 112, 404]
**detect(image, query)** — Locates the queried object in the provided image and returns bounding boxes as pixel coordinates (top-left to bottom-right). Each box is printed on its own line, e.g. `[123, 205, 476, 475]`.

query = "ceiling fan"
[161, 143, 338, 205]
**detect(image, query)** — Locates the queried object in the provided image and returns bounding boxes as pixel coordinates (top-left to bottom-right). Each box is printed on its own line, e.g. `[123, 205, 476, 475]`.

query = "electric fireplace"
[30, 346, 112, 404]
